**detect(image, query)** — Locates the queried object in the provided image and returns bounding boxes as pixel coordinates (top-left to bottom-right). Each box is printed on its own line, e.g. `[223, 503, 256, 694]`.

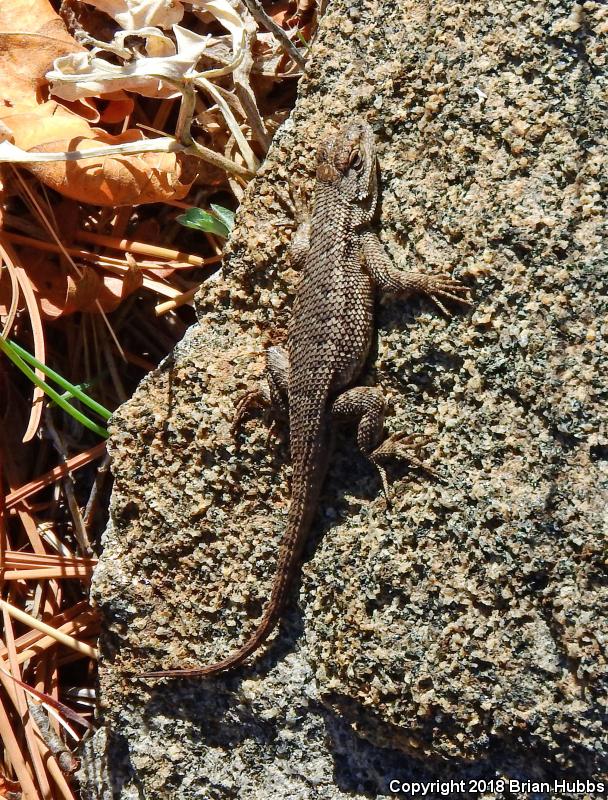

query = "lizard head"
[316, 119, 378, 219]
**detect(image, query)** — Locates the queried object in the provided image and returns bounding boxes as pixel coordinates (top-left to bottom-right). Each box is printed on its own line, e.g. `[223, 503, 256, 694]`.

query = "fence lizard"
[140, 119, 470, 679]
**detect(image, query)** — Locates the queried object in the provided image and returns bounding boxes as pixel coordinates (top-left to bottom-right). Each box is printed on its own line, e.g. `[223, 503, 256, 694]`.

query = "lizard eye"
[349, 150, 363, 170]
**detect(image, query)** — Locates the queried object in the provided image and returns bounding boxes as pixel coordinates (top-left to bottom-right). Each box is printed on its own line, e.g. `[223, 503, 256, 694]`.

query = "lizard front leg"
[288, 185, 311, 269]
[361, 231, 471, 315]
[232, 345, 289, 434]
[330, 386, 437, 503]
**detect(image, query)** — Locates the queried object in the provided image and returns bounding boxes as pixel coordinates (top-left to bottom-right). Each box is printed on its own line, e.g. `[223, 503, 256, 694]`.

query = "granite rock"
[82, 0, 607, 796]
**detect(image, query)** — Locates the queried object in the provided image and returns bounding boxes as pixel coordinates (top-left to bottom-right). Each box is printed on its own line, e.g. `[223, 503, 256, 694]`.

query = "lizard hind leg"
[232, 345, 290, 436]
[330, 386, 437, 504]
[330, 386, 389, 498]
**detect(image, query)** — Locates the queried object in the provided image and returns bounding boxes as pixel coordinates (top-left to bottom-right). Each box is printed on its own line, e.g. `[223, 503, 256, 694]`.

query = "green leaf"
[176, 208, 231, 238]
[209, 204, 235, 233]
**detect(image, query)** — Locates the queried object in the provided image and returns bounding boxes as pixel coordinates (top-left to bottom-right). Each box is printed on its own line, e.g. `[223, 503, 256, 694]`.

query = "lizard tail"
[138, 426, 327, 680]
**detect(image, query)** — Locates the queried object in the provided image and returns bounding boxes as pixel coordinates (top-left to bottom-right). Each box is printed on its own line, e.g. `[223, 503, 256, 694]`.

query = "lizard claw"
[371, 431, 442, 498]
[422, 276, 472, 316]
[231, 389, 271, 436]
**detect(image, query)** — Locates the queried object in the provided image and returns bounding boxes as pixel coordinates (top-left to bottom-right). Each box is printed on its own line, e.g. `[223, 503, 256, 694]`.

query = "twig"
[83, 451, 112, 538]
[44, 415, 92, 556]
[5, 442, 106, 510]
[75, 230, 222, 267]
[155, 285, 201, 316]
[0, 695, 40, 799]
[1, 567, 93, 580]
[233, 6, 271, 150]
[241, 0, 306, 69]
[0, 599, 99, 660]
[185, 139, 255, 178]
[196, 76, 260, 172]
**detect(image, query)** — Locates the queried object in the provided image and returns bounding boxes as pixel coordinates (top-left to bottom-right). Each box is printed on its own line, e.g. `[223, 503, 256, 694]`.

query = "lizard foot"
[371, 432, 440, 504]
[231, 389, 271, 436]
[417, 274, 472, 316]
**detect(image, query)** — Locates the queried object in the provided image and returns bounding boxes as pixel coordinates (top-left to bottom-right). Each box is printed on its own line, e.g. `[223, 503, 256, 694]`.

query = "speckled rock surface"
[83, 0, 607, 796]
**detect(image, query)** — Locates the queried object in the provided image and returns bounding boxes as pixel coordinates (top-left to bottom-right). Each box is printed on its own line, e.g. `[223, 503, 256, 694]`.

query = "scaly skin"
[139, 120, 470, 679]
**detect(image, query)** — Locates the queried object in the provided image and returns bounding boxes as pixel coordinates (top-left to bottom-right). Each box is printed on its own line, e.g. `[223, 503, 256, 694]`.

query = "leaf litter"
[0, 0, 315, 795]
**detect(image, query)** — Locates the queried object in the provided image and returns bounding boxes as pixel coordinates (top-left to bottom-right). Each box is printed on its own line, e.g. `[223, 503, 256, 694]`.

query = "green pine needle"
[0, 337, 110, 438]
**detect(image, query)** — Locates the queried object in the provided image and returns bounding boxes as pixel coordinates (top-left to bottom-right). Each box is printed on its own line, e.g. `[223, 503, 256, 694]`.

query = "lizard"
[139, 118, 470, 679]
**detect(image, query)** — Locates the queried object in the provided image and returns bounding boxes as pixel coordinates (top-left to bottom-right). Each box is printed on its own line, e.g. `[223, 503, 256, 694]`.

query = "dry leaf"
[0, 1, 197, 205]
[64, 267, 105, 315]
[47, 25, 231, 101]
[13, 246, 106, 320]
[20, 248, 71, 321]
[97, 91, 135, 123]
[66, 91, 134, 124]
[0, 1, 85, 105]
[0, 773, 22, 798]
[85, 0, 184, 30]
[97, 260, 143, 312]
